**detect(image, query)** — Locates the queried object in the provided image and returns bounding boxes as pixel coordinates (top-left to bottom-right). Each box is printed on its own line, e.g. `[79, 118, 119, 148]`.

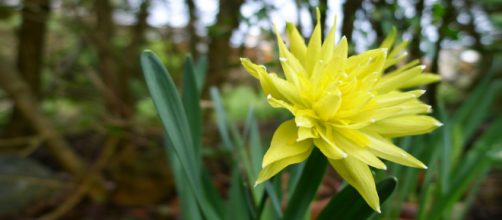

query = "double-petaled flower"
[241, 10, 441, 212]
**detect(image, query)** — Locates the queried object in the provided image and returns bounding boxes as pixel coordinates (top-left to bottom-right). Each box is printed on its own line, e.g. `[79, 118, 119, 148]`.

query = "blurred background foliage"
[0, 0, 501, 219]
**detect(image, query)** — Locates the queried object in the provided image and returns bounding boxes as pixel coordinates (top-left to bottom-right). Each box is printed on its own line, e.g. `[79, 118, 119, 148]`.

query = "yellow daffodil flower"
[241, 9, 441, 213]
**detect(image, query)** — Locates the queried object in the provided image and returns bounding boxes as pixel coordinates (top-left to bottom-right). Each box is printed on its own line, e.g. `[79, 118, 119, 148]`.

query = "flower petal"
[321, 16, 337, 62]
[262, 120, 313, 168]
[376, 65, 425, 93]
[364, 131, 427, 168]
[314, 138, 347, 160]
[313, 88, 342, 121]
[297, 127, 318, 141]
[333, 130, 387, 170]
[274, 25, 306, 86]
[241, 58, 304, 105]
[329, 156, 381, 213]
[286, 22, 307, 63]
[375, 90, 426, 108]
[399, 73, 441, 88]
[305, 8, 322, 75]
[368, 115, 442, 138]
[256, 147, 313, 185]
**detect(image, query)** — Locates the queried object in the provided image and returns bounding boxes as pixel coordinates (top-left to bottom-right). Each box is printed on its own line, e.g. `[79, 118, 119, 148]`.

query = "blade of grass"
[166, 142, 202, 220]
[244, 107, 265, 202]
[193, 56, 208, 92]
[437, 98, 451, 194]
[225, 166, 252, 220]
[210, 87, 233, 151]
[265, 180, 283, 218]
[182, 56, 202, 159]
[317, 177, 397, 220]
[141, 51, 219, 219]
[428, 117, 502, 220]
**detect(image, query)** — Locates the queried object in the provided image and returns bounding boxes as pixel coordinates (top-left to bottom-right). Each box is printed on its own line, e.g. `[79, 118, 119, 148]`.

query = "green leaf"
[317, 177, 398, 220]
[243, 107, 265, 202]
[437, 98, 451, 194]
[141, 50, 219, 219]
[283, 148, 327, 220]
[166, 147, 202, 220]
[210, 87, 233, 151]
[225, 166, 252, 220]
[193, 56, 208, 93]
[428, 117, 502, 220]
[182, 56, 202, 159]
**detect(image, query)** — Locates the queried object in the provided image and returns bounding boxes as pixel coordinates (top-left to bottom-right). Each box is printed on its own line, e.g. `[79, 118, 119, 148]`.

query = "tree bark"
[428, 0, 456, 107]
[4, 0, 50, 137]
[186, 0, 199, 59]
[341, 0, 363, 44]
[94, 0, 125, 117]
[120, 0, 150, 108]
[204, 0, 244, 97]
[409, 0, 425, 60]
[319, 0, 328, 39]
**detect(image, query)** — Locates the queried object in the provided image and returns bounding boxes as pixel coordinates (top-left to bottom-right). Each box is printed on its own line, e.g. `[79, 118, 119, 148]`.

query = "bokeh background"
[0, 0, 501, 219]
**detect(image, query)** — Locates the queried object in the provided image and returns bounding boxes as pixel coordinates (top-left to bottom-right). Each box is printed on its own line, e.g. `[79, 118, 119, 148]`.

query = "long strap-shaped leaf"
[317, 177, 398, 220]
[141, 51, 219, 219]
[283, 148, 327, 220]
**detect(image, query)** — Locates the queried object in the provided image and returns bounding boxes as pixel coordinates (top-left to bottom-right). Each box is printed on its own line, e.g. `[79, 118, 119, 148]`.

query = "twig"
[0, 63, 106, 199]
[0, 136, 41, 148]
[38, 137, 119, 220]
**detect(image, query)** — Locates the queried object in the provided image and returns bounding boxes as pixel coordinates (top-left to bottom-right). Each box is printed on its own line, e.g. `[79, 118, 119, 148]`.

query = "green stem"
[283, 148, 327, 220]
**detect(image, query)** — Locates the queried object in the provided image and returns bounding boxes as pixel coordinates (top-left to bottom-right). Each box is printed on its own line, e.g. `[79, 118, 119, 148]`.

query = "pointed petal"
[314, 138, 347, 160]
[333, 130, 387, 170]
[379, 27, 397, 49]
[334, 37, 348, 59]
[256, 146, 313, 185]
[321, 16, 337, 62]
[376, 65, 425, 93]
[267, 94, 294, 112]
[368, 115, 442, 138]
[375, 90, 426, 108]
[241, 58, 303, 105]
[399, 73, 441, 88]
[305, 8, 322, 75]
[364, 132, 427, 169]
[262, 120, 313, 168]
[329, 157, 381, 212]
[274, 25, 306, 86]
[286, 22, 307, 63]
[240, 57, 261, 78]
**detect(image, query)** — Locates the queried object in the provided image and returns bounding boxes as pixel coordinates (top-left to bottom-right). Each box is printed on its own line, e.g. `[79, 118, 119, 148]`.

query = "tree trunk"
[428, 0, 456, 107]
[319, 0, 328, 39]
[120, 0, 150, 109]
[93, 0, 128, 117]
[341, 0, 363, 44]
[204, 0, 244, 97]
[186, 0, 199, 59]
[4, 0, 50, 137]
[409, 0, 425, 60]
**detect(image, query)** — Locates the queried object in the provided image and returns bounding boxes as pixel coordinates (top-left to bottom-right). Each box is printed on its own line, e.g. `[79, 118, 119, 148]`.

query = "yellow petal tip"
[376, 207, 382, 213]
